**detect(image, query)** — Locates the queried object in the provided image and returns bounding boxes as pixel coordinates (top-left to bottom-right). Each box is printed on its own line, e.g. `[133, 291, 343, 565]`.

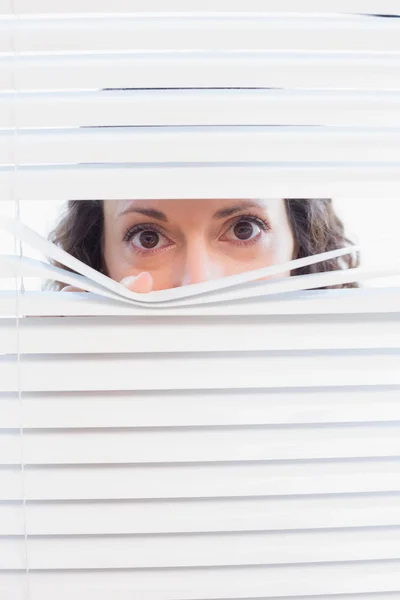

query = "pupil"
[139, 230, 159, 249]
[234, 221, 253, 240]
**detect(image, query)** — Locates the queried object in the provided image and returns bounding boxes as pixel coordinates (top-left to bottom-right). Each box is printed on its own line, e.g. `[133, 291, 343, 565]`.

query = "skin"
[64, 198, 295, 293]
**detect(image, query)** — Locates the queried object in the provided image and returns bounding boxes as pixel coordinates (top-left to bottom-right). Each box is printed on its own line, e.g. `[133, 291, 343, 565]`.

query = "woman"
[49, 198, 358, 292]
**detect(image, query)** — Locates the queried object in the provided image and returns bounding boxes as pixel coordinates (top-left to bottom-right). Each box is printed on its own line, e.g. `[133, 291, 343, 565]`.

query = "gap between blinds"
[1, 3, 400, 600]
[1, 215, 400, 306]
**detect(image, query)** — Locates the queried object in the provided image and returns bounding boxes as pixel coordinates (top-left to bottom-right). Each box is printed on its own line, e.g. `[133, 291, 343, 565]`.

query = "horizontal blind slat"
[4, 528, 400, 570]
[0, 164, 399, 199]
[2, 387, 400, 429]
[2, 493, 399, 537]
[2, 127, 400, 165]
[1, 52, 399, 91]
[3, 0, 400, 15]
[1, 314, 400, 355]
[5, 494, 400, 536]
[0, 469, 23, 501]
[0, 539, 25, 570]
[1, 289, 399, 317]
[1, 90, 400, 128]
[2, 0, 400, 15]
[1, 351, 400, 392]
[3, 424, 400, 466]
[3, 459, 400, 501]
[4, 561, 400, 599]
[0, 503, 23, 535]
[2, 16, 400, 54]
[0, 574, 25, 600]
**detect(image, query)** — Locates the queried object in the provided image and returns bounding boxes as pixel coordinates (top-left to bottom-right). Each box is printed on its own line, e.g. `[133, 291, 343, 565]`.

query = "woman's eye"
[233, 220, 259, 240]
[226, 219, 263, 242]
[128, 228, 169, 251]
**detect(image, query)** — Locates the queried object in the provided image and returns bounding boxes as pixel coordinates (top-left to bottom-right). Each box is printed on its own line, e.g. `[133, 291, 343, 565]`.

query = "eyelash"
[123, 213, 271, 253]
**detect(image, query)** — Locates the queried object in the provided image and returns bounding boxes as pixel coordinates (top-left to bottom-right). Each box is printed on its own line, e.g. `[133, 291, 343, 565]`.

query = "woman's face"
[103, 199, 295, 291]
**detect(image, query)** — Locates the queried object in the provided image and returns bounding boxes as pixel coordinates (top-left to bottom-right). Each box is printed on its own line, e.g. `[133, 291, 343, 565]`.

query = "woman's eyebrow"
[118, 200, 264, 221]
[213, 201, 265, 220]
[118, 207, 168, 222]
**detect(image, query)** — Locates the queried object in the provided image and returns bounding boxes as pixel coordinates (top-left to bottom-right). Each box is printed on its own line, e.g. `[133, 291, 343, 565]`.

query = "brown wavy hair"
[48, 199, 359, 289]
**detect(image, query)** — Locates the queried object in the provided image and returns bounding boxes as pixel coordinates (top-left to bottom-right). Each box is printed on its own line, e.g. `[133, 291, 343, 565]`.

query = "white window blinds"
[1, 3, 400, 600]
